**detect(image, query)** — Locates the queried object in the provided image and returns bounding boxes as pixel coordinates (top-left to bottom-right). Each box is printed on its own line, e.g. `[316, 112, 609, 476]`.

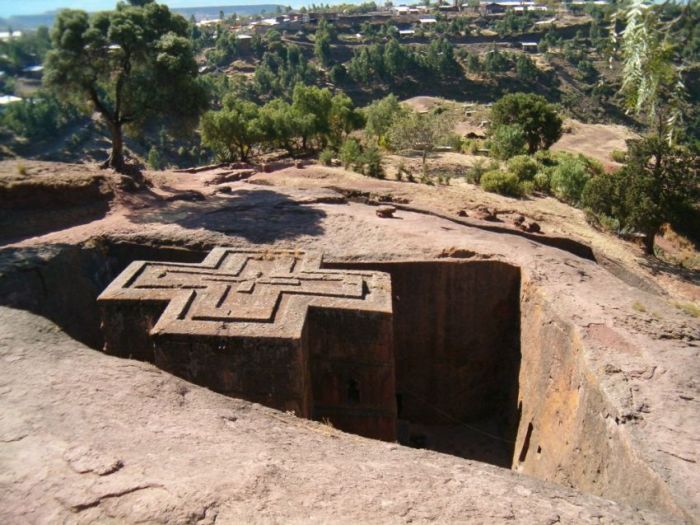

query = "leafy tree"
[490, 93, 562, 154]
[359, 144, 384, 178]
[314, 33, 332, 67]
[515, 54, 538, 83]
[314, 19, 335, 68]
[328, 92, 362, 147]
[329, 63, 348, 84]
[147, 146, 163, 169]
[614, 0, 691, 141]
[465, 52, 481, 74]
[254, 44, 316, 97]
[256, 98, 303, 155]
[363, 94, 406, 145]
[339, 137, 363, 169]
[0, 27, 52, 72]
[291, 83, 333, 150]
[388, 109, 454, 173]
[383, 38, 409, 78]
[200, 96, 262, 161]
[44, 1, 206, 171]
[483, 49, 511, 75]
[423, 38, 458, 77]
[582, 136, 699, 254]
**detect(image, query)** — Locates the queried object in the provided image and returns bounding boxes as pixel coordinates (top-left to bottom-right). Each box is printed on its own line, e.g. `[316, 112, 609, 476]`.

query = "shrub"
[533, 171, 551, 193]
[480, 170, 523, 197]
[319, 148, 335, 166]
[147, 147, 163, 170]
[534, 149, 556, 166]
[465, 158, 488, 184]
[611, 149, 627, 163]
[489, 124, 527, 160]
[397, 161, 413, 181]
[445, 133, 465, 151]
[507, 155, 538, 181]
[339, 138, 362, 169]
[360, 145, 384, 178]
[520, 180, 535, 195]
[550, 154, 591, 204]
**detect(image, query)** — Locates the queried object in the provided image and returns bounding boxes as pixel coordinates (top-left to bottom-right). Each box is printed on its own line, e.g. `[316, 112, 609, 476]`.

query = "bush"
[611, 149, 627, 163]
[534, 149, 556, 166]
[533, 171, 551, 193]
[360, 145, 384, 178]
[339, 138, 362, 169]
[465, 158, 488, 184]
[550, 154, 591, 204]
[489, 124, 527, 160]
[147, 147, 163, 170]
[520, 180, 535, 195]
[507, 155, 538, 181]
[480, 170, 523, 197]
[319, 148, 335, 166]
[1, 93, 79, 140]
[445, 133, 465, 151]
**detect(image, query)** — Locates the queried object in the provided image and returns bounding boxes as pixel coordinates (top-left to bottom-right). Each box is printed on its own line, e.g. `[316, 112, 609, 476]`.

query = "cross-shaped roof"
[98, 248, 392, 339]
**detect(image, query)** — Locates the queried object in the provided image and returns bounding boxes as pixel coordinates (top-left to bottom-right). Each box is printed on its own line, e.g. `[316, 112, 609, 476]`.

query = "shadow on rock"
[126, 188, 327, 244]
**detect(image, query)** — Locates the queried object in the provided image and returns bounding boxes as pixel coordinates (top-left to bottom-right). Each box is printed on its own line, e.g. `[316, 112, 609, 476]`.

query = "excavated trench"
[326, 261, 521, 467]
[0, 240, 676, 516]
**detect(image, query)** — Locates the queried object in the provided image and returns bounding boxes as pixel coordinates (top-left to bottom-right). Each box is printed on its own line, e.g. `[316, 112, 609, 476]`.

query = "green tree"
[490, 93, 562, 154]
[200, 97, 262, 161]
[44, 1, 206, 171]
[328, 92, 361, 147]
[515, 54, 538, 83]
[615, 0, 686, 141]
[582, 136, 699, 255]
[257, 98, 302, 155]
[483, 48, 511, 75]
[363, 94, 406, 145]
[314, 33, 332, 67]
[147, 146, 163, 169]
[291, 83, 333, 150]
[550, 153, 595, 205]
[1, 91, 79, 139]
[388, 109, 454, 173]
[465, 52, 481, 74]
[339, 137, 363, 169]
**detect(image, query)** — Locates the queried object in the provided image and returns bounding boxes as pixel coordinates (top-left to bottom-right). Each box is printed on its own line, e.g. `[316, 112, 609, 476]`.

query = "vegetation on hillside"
[0, 0, 697, 260]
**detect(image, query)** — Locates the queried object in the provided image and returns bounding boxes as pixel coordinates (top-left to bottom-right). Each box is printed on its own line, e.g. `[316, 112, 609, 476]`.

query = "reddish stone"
[98, 248, 396, 441]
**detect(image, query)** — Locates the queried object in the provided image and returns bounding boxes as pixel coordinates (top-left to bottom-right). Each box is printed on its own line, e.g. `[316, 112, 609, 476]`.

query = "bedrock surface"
[0, 306, 676, 524]
[1, 180, 698, 522]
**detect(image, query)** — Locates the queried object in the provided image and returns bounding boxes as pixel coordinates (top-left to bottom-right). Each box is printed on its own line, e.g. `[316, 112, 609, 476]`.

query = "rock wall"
[516, 281, 685, 519]
[327, 260, 522, 453]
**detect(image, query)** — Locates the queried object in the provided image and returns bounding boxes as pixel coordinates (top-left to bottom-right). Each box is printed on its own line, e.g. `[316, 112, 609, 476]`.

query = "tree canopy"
[582, 136, 699, 254]
[44, 0, 206, 171]
[490, 93, 562, 154]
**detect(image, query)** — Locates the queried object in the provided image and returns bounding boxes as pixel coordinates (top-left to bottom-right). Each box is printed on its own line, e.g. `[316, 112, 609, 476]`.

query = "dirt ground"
[552, 119, 638, 166]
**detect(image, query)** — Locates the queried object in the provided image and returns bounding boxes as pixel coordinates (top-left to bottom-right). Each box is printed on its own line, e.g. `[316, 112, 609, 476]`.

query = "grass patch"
[632, 301, 647, 313]
[673, 301, 700, 318]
